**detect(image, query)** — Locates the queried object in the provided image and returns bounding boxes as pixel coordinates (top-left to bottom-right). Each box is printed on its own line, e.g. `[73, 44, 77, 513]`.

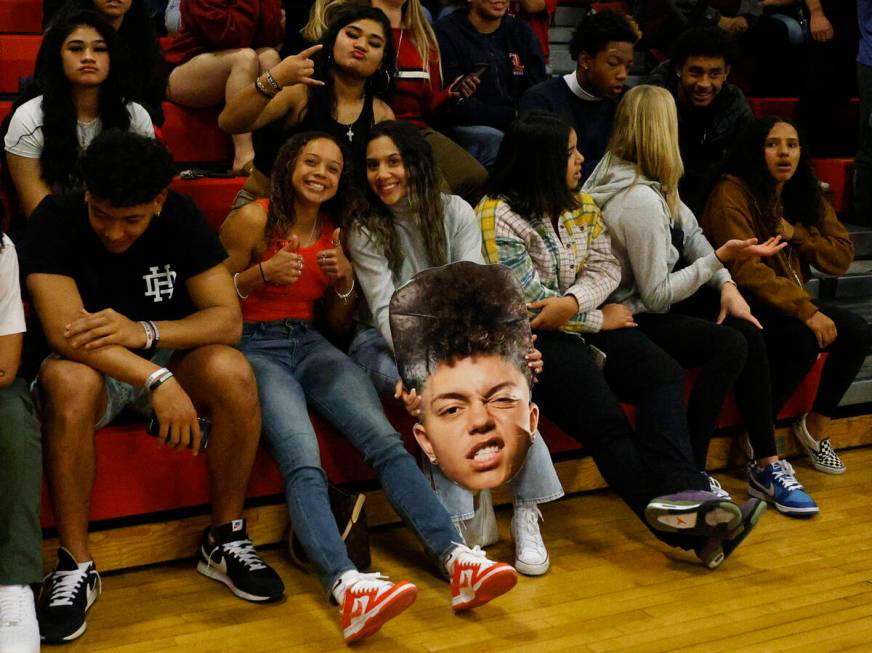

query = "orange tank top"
[241, 200, 334, 323]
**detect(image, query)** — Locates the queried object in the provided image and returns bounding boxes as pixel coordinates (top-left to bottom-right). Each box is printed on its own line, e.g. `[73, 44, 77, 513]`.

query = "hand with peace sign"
[269, 44, 326, 88]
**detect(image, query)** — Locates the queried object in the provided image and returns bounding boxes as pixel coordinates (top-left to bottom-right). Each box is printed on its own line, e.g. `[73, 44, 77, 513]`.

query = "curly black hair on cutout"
[390, 262, 532, 393]
[80, 129, 174, 206]
[569, 9, 638, 60]
[671, 26, 736, 67]
[723, 116, 823, 230]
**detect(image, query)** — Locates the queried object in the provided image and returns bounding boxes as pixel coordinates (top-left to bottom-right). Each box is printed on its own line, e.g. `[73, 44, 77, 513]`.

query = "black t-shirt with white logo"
[24, 190, 227, 321]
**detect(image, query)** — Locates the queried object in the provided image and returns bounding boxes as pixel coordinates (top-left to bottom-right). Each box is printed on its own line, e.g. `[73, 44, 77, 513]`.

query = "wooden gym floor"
[56, 447, 872, 652]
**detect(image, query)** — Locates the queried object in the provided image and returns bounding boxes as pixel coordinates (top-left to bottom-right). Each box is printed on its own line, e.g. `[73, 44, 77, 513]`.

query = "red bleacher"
[0, 34, 40, 94]
[160, 103, 234, 164]
[0, 0, 42, 33]
[0, 2, 836, 532]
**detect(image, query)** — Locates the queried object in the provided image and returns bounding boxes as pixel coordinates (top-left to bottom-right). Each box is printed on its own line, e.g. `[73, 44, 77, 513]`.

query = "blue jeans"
[348, 326, 564, 521]
[239, 320, 461, 593]
[449, 125, 504, 168]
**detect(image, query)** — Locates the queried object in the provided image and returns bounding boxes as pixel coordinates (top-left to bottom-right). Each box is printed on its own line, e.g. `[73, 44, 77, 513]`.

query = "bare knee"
[39, 359, 104, 426]
[185, 346, 258, 405]
[256, 47, 280, 71]
[228, 47, 259, 75]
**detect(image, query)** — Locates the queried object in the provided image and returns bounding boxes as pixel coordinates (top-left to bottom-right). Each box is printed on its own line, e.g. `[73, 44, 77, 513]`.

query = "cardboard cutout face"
[391, 262, 537, 490]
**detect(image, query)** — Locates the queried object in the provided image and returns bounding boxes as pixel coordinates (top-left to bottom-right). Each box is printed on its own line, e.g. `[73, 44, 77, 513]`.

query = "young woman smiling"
[220, 130, 517, 644]
[346, 120, 563, 577]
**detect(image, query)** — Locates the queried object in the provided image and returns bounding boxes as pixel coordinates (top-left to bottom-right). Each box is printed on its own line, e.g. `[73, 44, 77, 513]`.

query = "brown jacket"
[701, 175, 854, 321]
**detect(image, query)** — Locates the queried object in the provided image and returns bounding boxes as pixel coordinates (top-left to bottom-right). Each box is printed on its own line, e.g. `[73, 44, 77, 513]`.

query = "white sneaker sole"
[514, 554, 550, 576]
[196, 561, 277, 602]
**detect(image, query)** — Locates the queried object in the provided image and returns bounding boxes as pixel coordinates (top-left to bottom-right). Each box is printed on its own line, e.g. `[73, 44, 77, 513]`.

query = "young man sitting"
[24, 130, 284, 645]
[519, 9, 638, 180]
[436, 0, 548, 167]
[648, 26, 753, 215]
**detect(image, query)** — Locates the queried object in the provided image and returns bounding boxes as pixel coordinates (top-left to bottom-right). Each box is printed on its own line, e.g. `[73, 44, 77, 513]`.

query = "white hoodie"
[582, 153, 732, 314]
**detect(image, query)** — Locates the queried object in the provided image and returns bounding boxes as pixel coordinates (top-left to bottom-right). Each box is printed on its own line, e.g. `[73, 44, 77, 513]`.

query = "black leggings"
[533, 330, 709, 552]
[634, 294, 764, 469]
[753, 301, 871, 418]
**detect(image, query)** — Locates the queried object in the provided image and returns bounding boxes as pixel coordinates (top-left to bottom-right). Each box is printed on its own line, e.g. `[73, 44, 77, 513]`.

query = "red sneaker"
[448, 544, 517, 611]
[339, 573, 417, 643]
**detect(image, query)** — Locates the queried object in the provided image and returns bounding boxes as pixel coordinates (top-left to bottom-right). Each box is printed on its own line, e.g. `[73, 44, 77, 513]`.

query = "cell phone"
[453, 62, 489, 90]
[146, 413, 211, 451]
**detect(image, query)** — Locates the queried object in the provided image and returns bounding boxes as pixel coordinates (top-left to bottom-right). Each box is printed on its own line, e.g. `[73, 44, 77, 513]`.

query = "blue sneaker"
[748, 460, 819, 517]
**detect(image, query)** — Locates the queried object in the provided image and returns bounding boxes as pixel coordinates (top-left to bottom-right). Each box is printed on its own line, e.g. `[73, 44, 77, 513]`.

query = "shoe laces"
[45, 568, 92, 608]
[513, 506, 545, 547]
[704, 474, 730, 499]
[0, 587, 28, 626]
[449, 543, 490, 572]
[347, 573, 391, 597]
[770, 461, 804, 492]
[217, 539, 267, 571]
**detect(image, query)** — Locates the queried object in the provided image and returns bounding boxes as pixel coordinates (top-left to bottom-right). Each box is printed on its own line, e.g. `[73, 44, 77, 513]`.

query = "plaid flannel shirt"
[479, 193, 621, 333]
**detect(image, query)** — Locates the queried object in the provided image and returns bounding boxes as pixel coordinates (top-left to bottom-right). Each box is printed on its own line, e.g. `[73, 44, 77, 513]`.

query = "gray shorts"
[33, 349, 175, 429]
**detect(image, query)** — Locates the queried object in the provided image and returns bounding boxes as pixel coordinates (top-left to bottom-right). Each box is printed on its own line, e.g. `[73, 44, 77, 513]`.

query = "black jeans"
[586, 327, 699, 485]
[634, 299, 755, 469]
[753, 302, 871, 418]
[676, 290, 780, 463]
[533, 330, 709, 552]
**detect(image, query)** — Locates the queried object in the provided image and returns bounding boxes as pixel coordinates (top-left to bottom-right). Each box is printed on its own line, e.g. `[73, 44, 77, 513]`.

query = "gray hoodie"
[582, 153, 731, 314]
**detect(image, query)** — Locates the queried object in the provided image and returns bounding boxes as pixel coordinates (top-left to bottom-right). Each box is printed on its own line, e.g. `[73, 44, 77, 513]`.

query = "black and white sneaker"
[37, 547, 101, 644]
[197, 519, 284, 602]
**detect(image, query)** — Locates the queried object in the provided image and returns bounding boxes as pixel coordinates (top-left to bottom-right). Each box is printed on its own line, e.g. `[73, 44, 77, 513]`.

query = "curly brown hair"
[266, 131, 365, 243]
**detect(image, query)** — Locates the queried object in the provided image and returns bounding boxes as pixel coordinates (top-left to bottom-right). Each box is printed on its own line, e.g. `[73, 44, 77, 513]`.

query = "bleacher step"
[847, 223, 872, 258]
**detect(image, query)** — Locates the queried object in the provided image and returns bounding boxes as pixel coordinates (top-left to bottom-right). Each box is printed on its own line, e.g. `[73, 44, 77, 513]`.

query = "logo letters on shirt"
[143, 264, 177, 302]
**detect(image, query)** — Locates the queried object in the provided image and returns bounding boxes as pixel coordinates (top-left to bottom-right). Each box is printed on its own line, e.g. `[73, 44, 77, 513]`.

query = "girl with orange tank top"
[219, 130, 515, 645]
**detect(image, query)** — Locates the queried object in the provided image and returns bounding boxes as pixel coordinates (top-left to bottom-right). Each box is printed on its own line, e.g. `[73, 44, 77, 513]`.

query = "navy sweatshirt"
[436, 10, 547, 130]
[520, 75, 620, 181]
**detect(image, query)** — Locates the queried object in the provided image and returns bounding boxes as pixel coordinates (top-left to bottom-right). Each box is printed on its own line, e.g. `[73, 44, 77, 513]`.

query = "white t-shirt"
[0, 235, 26, 337]
[3, 95, 154, 159]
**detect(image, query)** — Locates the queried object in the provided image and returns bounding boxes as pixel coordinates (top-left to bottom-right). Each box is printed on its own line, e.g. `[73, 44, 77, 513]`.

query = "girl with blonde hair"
[584, 85, 820, 519]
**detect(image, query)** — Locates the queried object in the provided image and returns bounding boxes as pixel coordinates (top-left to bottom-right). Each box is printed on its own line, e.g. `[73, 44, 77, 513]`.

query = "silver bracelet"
[233, 272, 250, 299]
[148, 320, 160, 348]
[145, 367, 172, 391]
[335, 278, 355, 303]
[139, 320, 155, 350]
[265, 69, 282, 92]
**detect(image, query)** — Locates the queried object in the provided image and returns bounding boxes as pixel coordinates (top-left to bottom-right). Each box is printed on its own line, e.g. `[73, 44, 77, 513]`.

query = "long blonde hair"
[303, 0, 439, 80]
[607, 85, 684, 217]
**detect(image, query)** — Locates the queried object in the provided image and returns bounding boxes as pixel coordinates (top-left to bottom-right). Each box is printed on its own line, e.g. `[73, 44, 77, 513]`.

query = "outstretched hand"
[716, 236, 786, 262]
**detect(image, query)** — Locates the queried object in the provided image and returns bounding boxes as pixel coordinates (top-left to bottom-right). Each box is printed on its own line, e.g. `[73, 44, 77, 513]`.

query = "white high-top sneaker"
[0, 584, 39, 653]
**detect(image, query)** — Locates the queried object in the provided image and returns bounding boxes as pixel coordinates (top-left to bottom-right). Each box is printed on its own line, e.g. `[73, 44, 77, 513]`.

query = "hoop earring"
[380, 67, 392, 91]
